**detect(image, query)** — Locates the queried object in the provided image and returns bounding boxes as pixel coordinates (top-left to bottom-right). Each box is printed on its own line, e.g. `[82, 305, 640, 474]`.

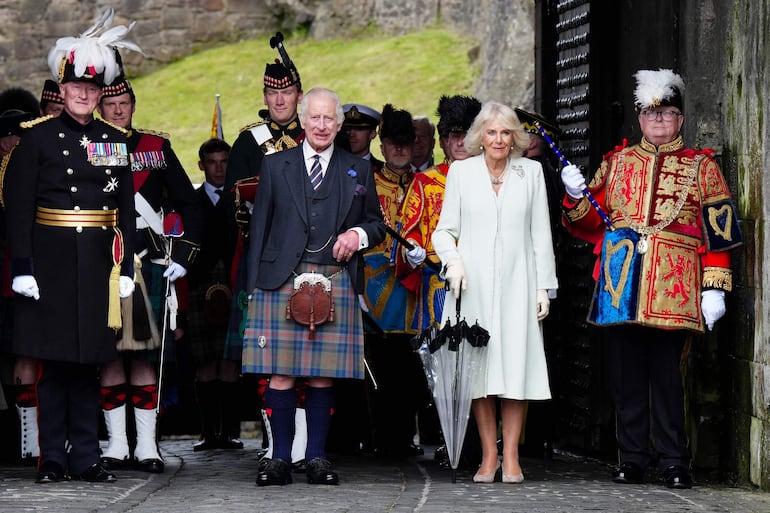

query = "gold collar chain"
[615, 150, 702, 254]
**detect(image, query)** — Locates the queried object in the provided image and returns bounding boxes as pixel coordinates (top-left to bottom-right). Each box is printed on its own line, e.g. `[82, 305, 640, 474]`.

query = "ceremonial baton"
[534, 121, 614, 231]
[384, 225, 442, 272]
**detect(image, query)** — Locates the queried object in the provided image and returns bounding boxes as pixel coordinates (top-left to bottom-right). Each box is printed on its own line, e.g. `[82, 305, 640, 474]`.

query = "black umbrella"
[413, 291, 489, 482]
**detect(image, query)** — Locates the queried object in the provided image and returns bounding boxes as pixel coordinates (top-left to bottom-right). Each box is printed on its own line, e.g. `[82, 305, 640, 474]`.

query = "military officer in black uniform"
[96, 58, 201, 474]
[224, 61, 304, 191]
[3, 9, 139, 483]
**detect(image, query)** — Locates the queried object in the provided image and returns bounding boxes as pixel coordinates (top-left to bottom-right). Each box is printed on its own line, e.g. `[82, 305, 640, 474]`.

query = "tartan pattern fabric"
[100, 384, 128, 410]
[242, 262, 365, 379]
[187, 260, 231, 365]
[131, 384, 159, 410]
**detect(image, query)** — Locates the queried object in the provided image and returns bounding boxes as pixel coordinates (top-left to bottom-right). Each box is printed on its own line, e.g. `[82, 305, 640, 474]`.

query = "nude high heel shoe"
[502, 471, 525, 483]
[502, 461, 524, 483]
[473, 461, 501, 483]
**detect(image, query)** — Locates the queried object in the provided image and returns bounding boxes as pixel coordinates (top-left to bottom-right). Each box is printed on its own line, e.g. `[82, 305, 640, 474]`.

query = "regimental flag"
[211, 93, 224, 140]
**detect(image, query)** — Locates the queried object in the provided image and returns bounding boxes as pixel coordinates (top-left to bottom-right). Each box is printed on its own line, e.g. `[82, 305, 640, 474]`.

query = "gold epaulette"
[133, 127, 169, 139]
[238, 120, 268, 134]
[20, 115, 54, 129]
[97, 118, 129, 134]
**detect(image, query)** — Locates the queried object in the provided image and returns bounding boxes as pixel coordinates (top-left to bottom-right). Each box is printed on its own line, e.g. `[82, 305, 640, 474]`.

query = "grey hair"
[299, 87, 344, 125]
[464, 101, 530, 158]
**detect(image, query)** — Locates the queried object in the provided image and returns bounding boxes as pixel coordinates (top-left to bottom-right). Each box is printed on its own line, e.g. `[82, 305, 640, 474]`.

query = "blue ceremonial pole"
[535, 121, 614, 231]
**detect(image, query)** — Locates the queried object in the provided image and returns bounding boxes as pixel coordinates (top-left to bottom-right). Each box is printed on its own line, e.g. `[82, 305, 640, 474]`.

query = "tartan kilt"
[223, 246, 249, 361]
[187, 261, 232, 365]
[242, 262, 364, 379]
[117, 259, 175, 363]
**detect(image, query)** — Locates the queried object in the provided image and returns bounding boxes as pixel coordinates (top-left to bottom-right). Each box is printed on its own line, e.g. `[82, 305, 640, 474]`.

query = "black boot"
[193, 381, 219, 451]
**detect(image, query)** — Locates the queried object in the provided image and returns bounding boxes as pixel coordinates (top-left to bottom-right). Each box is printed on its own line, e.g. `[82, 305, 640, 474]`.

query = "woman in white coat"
[432, 101, 558, 484]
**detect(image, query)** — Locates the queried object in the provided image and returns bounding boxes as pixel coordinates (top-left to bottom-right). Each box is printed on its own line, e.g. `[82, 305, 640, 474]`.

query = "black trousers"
[37, 360, 101, 474]
[605, 325, 690, 470]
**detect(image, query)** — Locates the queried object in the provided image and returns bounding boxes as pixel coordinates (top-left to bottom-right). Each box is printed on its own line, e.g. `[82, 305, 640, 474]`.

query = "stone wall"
[717, 0, 770, 490]
[0, 0, 535, 109]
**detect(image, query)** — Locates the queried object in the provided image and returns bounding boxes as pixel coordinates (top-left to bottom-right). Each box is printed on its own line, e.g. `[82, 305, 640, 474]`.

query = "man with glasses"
[561, 69, 742, 489]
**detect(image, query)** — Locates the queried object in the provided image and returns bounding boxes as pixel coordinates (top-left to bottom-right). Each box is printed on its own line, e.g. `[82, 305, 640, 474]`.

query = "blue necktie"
[309, 155, 323, 190]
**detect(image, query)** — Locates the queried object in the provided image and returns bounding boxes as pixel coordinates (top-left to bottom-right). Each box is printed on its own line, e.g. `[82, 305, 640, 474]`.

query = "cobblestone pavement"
[1, 438, 769, 513]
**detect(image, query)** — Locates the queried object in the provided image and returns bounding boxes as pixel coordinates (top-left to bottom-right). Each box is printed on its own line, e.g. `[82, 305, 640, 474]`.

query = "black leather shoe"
[256, 458, 292, 486]
[217, 436, 244, 450]
[612, 462, 644, 484]
[292, 459, 306, 473]
[662, 465, 693, 489]
[36, 461, 68, 484]
[193, 438, 218, 452]
[135, 457, 165, 473]
[100, 456, 130, 470]
[74, 463, 117, 483]
[306, 457, 339, 485]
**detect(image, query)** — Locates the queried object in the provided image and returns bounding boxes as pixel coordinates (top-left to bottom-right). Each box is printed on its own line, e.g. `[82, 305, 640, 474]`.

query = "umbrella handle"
[455, 288, 462, 324]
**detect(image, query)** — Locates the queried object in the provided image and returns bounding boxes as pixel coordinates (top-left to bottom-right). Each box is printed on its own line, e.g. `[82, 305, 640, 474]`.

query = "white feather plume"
[46, 7, 143, 85]
[633, 69, 685, 109]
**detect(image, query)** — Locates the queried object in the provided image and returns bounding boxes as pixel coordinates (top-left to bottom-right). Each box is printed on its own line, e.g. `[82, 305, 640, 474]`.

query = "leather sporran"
[286, 273, 335, 339]
[204, 283, 232, 326]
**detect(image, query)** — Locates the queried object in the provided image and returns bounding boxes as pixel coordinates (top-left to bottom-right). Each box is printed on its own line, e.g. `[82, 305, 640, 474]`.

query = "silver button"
[58, 133, 65, 138]
[101, 226, 107, 230]
[66, 168, 74, 175]
[103, 206, 109, 210]
[105, 169, 112, 175]
[70, 186, 77, 193]
[102, 133, 108, 139]
[76, 226, 83, 233]
[74, 206, 81, 212]
[62, 150, 69, 156]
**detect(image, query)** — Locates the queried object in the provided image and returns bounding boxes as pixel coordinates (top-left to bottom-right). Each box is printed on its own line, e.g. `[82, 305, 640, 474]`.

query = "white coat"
[432, 154, 558, 400]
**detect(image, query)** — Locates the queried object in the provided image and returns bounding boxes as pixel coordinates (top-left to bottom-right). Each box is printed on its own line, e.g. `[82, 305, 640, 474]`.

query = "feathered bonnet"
[436, 95, 481, 138]
[47, 7, 142, 87]
[379, 104, 415, 145]
[633, 69, 685, 112]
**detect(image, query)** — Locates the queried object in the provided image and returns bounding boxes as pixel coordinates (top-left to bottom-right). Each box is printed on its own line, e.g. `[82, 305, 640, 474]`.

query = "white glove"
[12, 275, 39, 300]
[119, 276, 135, 298]
[561, 164, 586, 199]
[701, 289, 726, 331]
[163, 261, 187, 282]
[443, 257, 467, 297]
[536, 289, 550, 321]
[406, 244, 427, 268]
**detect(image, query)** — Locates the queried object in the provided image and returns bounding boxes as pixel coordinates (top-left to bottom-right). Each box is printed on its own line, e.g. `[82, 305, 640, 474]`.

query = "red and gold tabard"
[363, 164, 416, 333]
[397, 162, 449, 331]
[562, 136, 742, 333]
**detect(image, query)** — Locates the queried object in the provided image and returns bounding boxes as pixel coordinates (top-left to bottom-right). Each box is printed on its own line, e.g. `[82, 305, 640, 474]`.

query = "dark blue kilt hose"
[242, 262, 364, 380]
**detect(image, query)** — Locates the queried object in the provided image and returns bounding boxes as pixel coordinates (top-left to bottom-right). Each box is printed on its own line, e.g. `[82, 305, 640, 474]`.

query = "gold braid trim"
[702, 266, 733, 292]
[0, 150, 13, 208]
[563, 196, 591, 223]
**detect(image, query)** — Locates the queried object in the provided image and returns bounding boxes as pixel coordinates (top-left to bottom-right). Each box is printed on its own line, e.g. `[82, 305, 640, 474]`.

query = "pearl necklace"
[487, 162, 507, 184]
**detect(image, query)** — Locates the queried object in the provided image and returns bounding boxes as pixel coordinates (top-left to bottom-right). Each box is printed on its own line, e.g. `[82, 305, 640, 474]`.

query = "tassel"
[108, 229, 125, 330]
[108, 263, 122, 330]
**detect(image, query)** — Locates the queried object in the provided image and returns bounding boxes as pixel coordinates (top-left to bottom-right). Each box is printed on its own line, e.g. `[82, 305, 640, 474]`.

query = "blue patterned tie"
[309, 154, 323, 190]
